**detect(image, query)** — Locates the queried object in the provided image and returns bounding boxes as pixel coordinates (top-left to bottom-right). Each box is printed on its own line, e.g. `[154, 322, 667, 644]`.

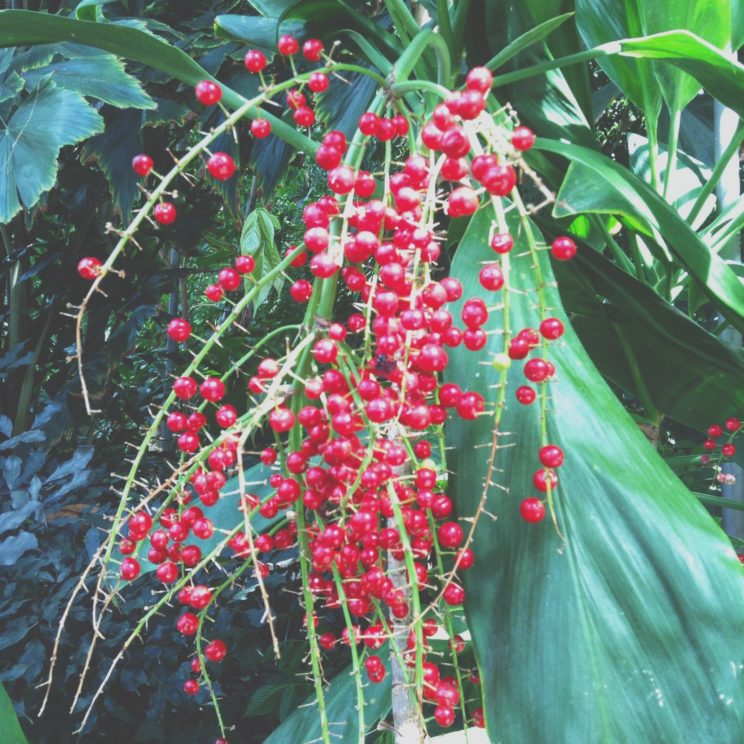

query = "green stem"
[662, 105, 682, 200]
[489, 47, 609, 88]
[646, 116, 662, 193]
[688, 121, 744, 224]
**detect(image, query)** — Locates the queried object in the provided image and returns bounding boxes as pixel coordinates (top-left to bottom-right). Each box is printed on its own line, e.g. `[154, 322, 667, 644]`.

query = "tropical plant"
[1, 1, 744, 743]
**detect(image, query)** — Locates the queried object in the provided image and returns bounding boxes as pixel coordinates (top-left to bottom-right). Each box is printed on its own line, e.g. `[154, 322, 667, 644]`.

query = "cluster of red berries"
[701, 418, 741, 487]
[89, 31, 586, 736]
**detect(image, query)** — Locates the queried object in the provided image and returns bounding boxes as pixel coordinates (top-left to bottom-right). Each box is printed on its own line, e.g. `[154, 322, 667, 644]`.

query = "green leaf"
[22, 54, 155, 109]
[486, 11, 575, 71]
[241, 207, 286, 310]
[214, 14, 304, 54]
[264, 656, 391, 744]
[576, 0, 662, 124]
[0, 684, 28, 744]
[555, 245, 744, 430]
[541, 138, 744, 332]
[445, 207, 744, 743]
[0, 80, 103, 224]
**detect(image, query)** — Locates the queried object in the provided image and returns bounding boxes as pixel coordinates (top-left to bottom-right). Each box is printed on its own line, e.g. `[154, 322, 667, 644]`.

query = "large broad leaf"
[22, 53, 155, 109]
[540, 138, 744, 333]
[577, 0, 729, 114]
[0, 684, 28, 744]
[555, 245, 744, 430]
[264, 655, 391, 744]
[0, 79, 103, 223]
[445, 207, 744, 742]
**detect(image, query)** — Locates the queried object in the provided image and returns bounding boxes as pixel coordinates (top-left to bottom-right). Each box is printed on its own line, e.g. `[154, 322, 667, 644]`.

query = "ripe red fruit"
[120, 557, 140, 581]
[183, 679, 199, 696]
[290, 279, 313, 303]
[77, 256, 102, 280]
[195, 80, 222, 106]
[456, 547, 475, 570]
[516, 385, 536, 405]
[167, 318, 191, 343]
[512, 126, 535, 151]
[358, 112, 380, 136]
[455, 90, 486, 119]
[308, 72, 329, 93]
[551, 236, 577, 260]
[482, 165, 516, 195]
[244, 49, 268, 73]
[251, 119, 271, 138]
[708, 424, 723, 437]
[302, 38, 324, 61]
[207, 152, 236, 180]
[434, 705, 455, 727]
[725, 417, 741, 431]
[205, 283, 223, 302]
[328, 166, 356, 194]
[540, 317, 564, 340]
[173, 376, 198, 399]
[472, 707, 485, 728]
[466, 66, 493, 93]
[200, 377, 225, 402]
[447, 187, 479, 217]
[204, 639, 227, 662]
[293, 105, 315, 128]
[177, 612, 199, 636]
[131, 153, 154, 176]
[269, 407, 295, 433]
[703, 439, 717, 451]
[438, 521, 464, 549]
[479, 263, 504, 291]
[490, 232, 514, 254]
[277, 34, 299, 55]
[218, 267, 241, 291]
[440, 127, 470, 158]
[461, 298, 488, 328]
[539, 445, 564, 468]
[156, 562, 178, 583]
[153, 202, 176, 225]
[215, 404, 237, 428]
[533, 468, 558, 492]
[520, 497, 546, 523]
[235, 255, 255, 274]
[443, 583, 465, 605]
[723, 443, 737, 457]
[524, 358, 550, 382]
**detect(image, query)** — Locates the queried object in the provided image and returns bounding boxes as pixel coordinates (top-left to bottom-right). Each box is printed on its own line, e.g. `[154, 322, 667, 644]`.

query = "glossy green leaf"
[445, 207, 744, 742]
[240, 208, 285, 310]
[22, 54, 155, 109]
[264, 654, 391, 744]
[576, 0, 661, 124]
[541, 138, 744, 332]
[214, 15, 303, 54]
[0, 80, 103, 224]
[0, 684, 28, 744]
[555, 246, 744, 430]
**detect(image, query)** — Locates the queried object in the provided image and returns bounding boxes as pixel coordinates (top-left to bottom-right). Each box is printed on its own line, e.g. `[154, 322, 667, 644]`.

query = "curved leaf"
[556, 246, 744, 430]
[0, 684, 28, 744]
[0, 80, 103, 223]
[22, 54, 155, 109]
[445, 207, 744, 742]
[540, 138, 744, 332]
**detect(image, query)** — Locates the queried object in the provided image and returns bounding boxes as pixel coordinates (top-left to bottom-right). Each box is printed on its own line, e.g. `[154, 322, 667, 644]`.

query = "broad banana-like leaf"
[444, 208, 744, 742]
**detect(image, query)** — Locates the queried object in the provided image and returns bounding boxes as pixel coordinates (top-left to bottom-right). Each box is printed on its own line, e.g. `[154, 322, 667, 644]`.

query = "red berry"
[120, 557, 140, 581]
[434, 705, 455, 727]
[167, 318, 191, 343]
[479, 263, 504, 291]
[723, 443, 737, 457]
[200, 377, 225, 402]
[708, 424, 723, 437]
[447, 187, 479, 217]
[703, 439, 717, 451]
[218, 267, 241, 291]
[269, 407, 295, 433]
[443, 583, 465, 605]
[244, 49, 267, 73]
[512, 126, 535, 151]
[205, 283, 224, 302]
[156, 561, 178, 583]
[302, 38, 324, 61]
[235, 255, 255, 274]
[77, 256, 102, 280]
[251, 119, 271, 138]
[207, 152, 236, 180]
[277, 34, 299, 55]
[290, 279, 313, 303]
[173, 376, 198, 399]
[466, 66, 493, 93]
[438, 521, 464, 549]
[516, 385, 536, 405]
[215, 404, 237, 428]
[725, 417, 741, 432]
[551, 236, 577, 260]
[204, 639, 227, 662]
[183, 679, 199, 696]
[539, 445, 564, 468]
[540, 317, 564, 340]
[520, 497, 545, 523]
[524, 358, 550, 382]
[482, 165, 516, 196]
[131, 153, 154, 176]
[308, 72, 329, 93]
[195, 80, 222, 106]
[490, 232, 513, 254]
[154, 202, 176, 225]
[358, 112, 380, 136]
[293, 105, 315, 128]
